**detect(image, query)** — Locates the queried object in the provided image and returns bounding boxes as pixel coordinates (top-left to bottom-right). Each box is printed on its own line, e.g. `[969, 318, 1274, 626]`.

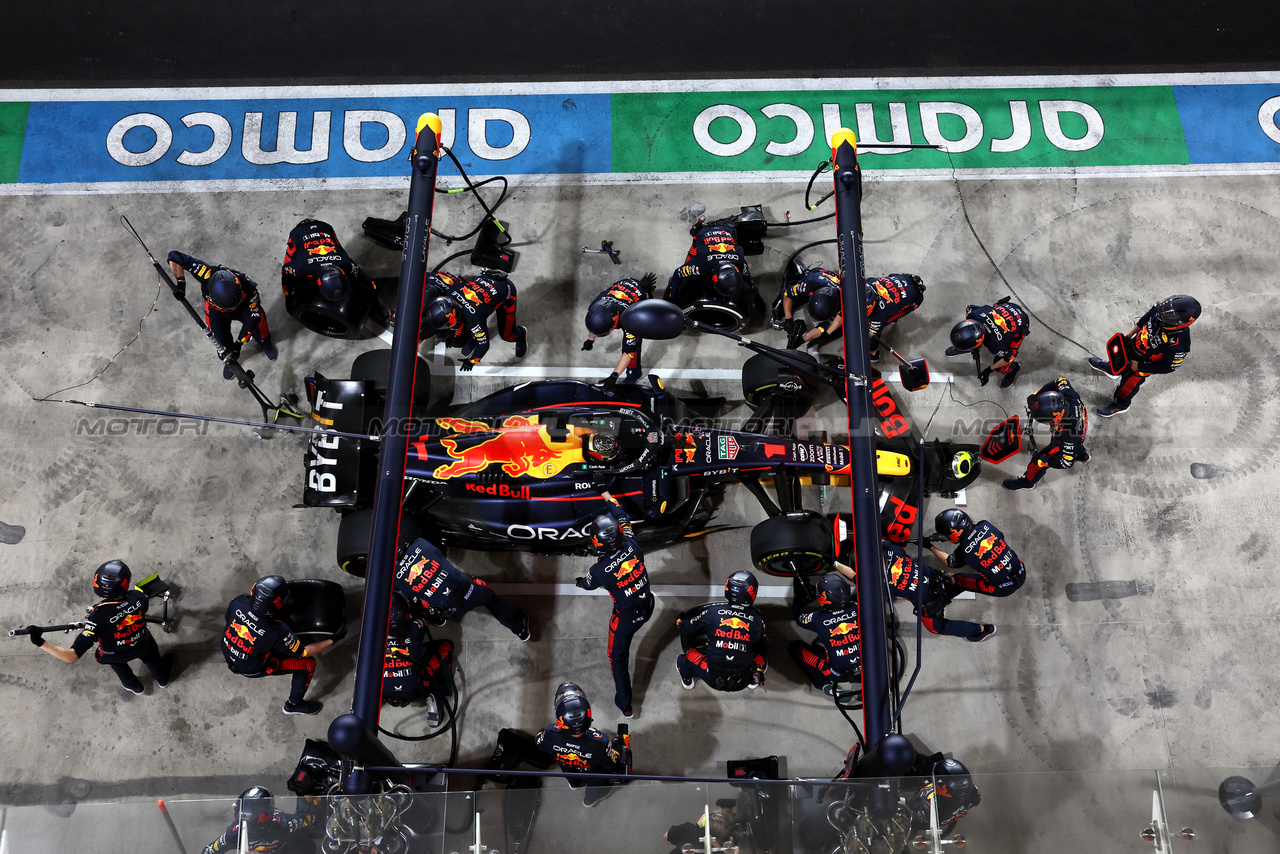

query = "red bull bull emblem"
[706, 241, 735, 253]
[460, 284, 483, 305]
[230, 622, 254, 642]
[119, 614, 142, 628]
[720, 617, 749, 630]
[889, 558, 907, 585]
[431, 416, 582, 480]
[404, 556, 430, 586]
[614, 557, 639, 580]
[991, 312, 1011, 333]
[974, 534, 998, 559]
[830, 621, 858, 637]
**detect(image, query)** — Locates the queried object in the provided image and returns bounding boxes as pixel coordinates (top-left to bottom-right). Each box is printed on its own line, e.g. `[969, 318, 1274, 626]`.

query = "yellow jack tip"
[417, 113, 444, 136]
[831, 127, 858, 151]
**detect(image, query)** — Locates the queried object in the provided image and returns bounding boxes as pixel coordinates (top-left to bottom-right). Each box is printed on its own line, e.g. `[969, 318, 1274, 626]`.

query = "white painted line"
[4, 70, 1280, 100]
[400, 362, 955, 383]
[493, 581, 976, 601]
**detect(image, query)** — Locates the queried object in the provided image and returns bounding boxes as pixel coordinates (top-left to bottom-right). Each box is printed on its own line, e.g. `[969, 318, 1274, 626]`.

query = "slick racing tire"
[285, 279, 372, 339]
[351, 349, 433, 403]
[750, 511, 833, 577]
[742, 351, 818, 411]
[336, 509, 425, 577]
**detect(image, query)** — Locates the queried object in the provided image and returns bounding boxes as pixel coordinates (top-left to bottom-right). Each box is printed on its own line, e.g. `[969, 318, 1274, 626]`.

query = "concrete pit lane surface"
[0, 102, 1279, 850]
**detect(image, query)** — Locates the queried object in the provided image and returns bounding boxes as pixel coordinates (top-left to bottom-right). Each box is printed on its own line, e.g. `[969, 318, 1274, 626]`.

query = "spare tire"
[742, 351, 818, 411]
[336, 509, 425, 577]
[749, 512, 833, 577]
[285, 279, 372, 339]
[350, 349, 433, 403]
[682, 299, 747, 332]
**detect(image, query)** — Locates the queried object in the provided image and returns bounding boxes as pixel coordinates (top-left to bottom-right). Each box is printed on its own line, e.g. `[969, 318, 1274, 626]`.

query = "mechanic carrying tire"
[675, 570, 770, 691]
[167, 250, 277, 380]
[582, 272, 658, 390]
[221, 576, 335, 716]
[281, 218, 393, 338]
[574, 490, 655, 717]
[28, 560, 175, 694]
[664, 220, 760, 332]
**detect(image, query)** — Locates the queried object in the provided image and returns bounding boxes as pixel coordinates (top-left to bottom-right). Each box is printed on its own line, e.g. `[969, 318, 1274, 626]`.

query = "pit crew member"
[1003, 378, 1090, 490]
[675, 570, 770, 691]
[167, 250, 276, 379]
[281, 217, 393, 326]
[1089, 294, 1200, 417]
[582, 273, 657, 389]
[946, 297, 1029, 388]
[424, 272, 528, 369]
[394, 538, 531, 641]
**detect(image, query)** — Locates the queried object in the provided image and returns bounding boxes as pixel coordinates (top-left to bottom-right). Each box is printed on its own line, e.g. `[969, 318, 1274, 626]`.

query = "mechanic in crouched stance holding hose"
[675, 570, 769, 691]
[221, 576, 333, 716]
[29, 560, 174, 694]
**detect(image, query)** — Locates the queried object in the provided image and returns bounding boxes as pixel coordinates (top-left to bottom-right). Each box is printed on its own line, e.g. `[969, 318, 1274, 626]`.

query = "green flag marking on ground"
[611, 87, 1189, 172]
[0, 101, 30, 183]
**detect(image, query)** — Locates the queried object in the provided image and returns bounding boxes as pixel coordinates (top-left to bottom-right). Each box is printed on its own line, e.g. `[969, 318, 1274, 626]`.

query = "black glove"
[793, 574, 816, 604]
[638, 272, 657, 294]
[460, 360, 476, 372]
[174, 278, 186, 300]
[329, 623, 347, 643]
[785, 319, 807, 350]
[27, 626, 43, 647]
[601, 372, 619, 392]
[581, 339, 594, 351]
[995, 295, 1012, 305]
[978, 366, 992, 386]
[574, 577, 589, 589]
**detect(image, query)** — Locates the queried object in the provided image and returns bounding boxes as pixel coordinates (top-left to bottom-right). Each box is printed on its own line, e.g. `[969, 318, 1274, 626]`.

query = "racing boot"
[283, 699, 324, 716]
[514, 326, 529, 359]
[997, 361, 1020, 388]
[1002, 476, 1034, 491]
[1089, 356, 1117, 376]
[262, 337, 279, 361]
[1097, 400, 1129, 418]
[967, 624, 997, 642]
[621, 366, 642, 385]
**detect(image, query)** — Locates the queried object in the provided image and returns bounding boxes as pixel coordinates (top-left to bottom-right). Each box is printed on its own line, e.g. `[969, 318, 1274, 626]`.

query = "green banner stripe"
[0, 102, 29, 183]
[611, 87, 1189, 172]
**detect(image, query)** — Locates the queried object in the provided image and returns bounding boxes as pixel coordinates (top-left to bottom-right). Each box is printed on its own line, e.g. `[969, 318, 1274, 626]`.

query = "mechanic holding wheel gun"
[394, 538, 532, 641]
[424, 271, 529, 370]
[1088, 294, 1199, 417]
[945, 296, 1029, 388]
[927, 509, 1026, 599]
[28, 560, 175, 694]
[575, 491, 654, 717]
[858, 542, 996, 642]
[789, 572, 862, 697]
[221, 576, 334, 716]
[1002, 378, 1090, 491]
[536, 681, 631, 807]
[382, 591, 455, 727]
[582, 273, 657, 391]
[675, 570, 770, 692]
[776, 265, 843, 348]
[281, 218, 394, 327]
[665, 220, 758, 306]
[167, 250, 276, 380]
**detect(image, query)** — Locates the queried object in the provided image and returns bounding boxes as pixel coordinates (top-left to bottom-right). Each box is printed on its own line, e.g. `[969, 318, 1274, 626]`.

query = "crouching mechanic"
[1089, 294, 1200, 417]
[866, 273, 926, 360]
[582, 273, 658, 389]
[775, 265, 842, 348]
[222, 576, 333, 716]
[908, 758, 981, 839]
[383, 592, 455, 727]
[665, 221, 758, 307]
[424, 272, 528, 370]
[536, 682, 630, 807]
[167, 250, 276, 380]
[202, 786, 319, 854]
[394, 538, 531, 641]
[282, 218, 393, 327]
[676, 570, 769, 691]
[575, 491, 654, 717]
[946, 297, 1029, 388]
[29, 560, 174, 694]
[789, 572, 861, 697]
[928, 509, 1025, 598]
[868, 541, 995, 642]
[1003, 378, 1089, 490]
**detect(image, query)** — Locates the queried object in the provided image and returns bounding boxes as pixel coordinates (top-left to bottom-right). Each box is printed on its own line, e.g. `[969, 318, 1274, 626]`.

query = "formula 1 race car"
[302, 342, 980, 578]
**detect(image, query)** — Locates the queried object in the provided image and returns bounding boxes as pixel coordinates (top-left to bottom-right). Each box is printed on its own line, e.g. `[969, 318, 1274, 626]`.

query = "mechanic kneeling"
[788, 572, 861, 697]
[394, 538, 531, 641]
[864, 542, 996, 642]
[675, 570, 769, 692]
[282, 217, 393, 328]
[202, 786, 320, 854]
[928, 509, 1026, 598]
[535, 681, 630, 807]
[221, 576, 333, 716]
[582, 272, 658, 389]
[424, 271, 528, 370]
[665, 221, 758, 308]
[382, 591, 455, 727]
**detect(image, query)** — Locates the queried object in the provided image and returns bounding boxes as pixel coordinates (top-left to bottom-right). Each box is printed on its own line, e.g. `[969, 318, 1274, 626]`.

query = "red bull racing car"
[303, 347, 980, 577]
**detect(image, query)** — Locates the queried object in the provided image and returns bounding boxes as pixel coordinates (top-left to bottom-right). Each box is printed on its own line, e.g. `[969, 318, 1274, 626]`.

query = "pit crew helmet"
[585, 302, 617, 337]
[589, 513, 622, 554]
[424, 296, 459, 332]
[92, 560, 131, 598]
[250, 575, 289, 617]
[1027, 389, 1066, 423]
[933, 758, 974, 799]
[724, 570, 759, 606]
[816, 572, 851, 608]
[554, 681, 592, 736]
[316, 265, 348, 302]
[208, 270, 243, 310]
[711, 262, 743, 298]
[236, 787, 275, 824]
[585, 433, 620, 463]
[1154, 294, 1201, 329]
[948, 319, 984, 353]
[935, 508, 974, 544]
[808, 284, 841, 323]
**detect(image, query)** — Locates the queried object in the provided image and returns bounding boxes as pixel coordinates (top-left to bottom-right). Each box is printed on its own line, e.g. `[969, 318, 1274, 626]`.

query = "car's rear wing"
[303, 376, 376, 509]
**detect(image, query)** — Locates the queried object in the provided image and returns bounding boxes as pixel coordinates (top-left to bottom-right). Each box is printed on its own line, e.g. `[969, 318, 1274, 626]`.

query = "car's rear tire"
[351, 349, 433, 402]
[285, 280, 372, 339]
[336, 509, 425, 577]
[742, 351, 818, 411]
[749, 511, 833, 577]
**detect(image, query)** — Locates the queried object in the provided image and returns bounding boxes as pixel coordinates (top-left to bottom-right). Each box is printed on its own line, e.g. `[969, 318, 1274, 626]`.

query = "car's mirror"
[619, 299, 686, 340]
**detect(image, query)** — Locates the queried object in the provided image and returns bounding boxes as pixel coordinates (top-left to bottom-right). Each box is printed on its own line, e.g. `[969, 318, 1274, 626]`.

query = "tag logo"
[717, 435, 739, 460]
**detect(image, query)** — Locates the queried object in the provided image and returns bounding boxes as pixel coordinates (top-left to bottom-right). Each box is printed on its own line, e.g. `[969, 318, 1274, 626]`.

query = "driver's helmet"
[585, 433, 620, 463]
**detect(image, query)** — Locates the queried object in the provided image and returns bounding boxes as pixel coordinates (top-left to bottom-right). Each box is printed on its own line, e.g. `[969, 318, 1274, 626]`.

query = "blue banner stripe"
[1173, 84, 1280, 164]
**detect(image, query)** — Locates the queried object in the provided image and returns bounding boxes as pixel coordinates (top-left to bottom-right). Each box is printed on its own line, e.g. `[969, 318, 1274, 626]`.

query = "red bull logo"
[460, 284, 483, 305]
[387, 645, 411, 659]
[889, 557, 907, 586]
[430, 416, 582, 480]
[404, 556, 430, 587]
[874, 280, 892, 301]
[830, 620, 858, 637]
[706, 241, 735, 253]
[975, 534, 998, 559]
[119, 614, 142, 628]
[720, 617, 749, 630]
[991, 312, 1011, 333]
[615, 557, 639, 580]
